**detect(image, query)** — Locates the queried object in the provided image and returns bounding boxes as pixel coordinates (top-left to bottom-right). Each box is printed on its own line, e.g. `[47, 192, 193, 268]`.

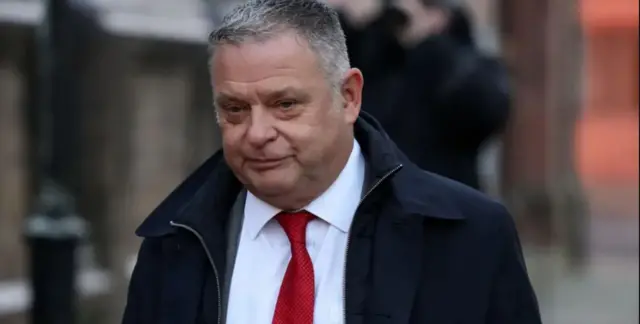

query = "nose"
[246, 107, 277, 148]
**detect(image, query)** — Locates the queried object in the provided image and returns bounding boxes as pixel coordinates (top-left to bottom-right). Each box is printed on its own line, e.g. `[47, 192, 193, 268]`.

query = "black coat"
[122, 113, 541, 324]
[341, 10, 510, 190]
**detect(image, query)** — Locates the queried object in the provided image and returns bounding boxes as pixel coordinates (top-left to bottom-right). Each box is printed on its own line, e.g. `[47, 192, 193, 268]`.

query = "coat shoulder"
[406, 166, 514, 230]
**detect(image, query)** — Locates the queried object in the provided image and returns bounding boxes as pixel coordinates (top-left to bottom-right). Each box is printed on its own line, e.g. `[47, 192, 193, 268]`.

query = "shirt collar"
[244, 139, 366, 239]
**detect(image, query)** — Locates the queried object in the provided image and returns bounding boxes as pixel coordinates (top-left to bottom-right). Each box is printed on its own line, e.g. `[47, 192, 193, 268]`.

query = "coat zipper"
[169, 221, 222, 324]
[343, 163, 403, 323]
[168, 163, 402, 324]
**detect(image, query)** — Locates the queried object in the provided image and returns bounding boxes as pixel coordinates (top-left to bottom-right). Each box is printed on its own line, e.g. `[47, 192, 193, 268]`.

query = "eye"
[226, 106, 244, 113]
[220, 104, 248, 115]
[277, 100, 297, 110]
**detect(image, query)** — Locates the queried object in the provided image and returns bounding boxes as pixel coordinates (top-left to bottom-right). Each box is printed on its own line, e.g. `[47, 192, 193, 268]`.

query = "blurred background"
[0, 0, 637, 323]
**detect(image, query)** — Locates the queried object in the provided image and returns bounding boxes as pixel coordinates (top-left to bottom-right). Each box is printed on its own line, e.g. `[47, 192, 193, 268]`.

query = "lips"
[246, 157, 287, 171]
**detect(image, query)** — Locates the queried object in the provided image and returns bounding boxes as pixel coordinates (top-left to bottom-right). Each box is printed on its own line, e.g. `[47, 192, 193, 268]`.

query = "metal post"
[23, 0, 95, 323]
[25, 182, 85, 324]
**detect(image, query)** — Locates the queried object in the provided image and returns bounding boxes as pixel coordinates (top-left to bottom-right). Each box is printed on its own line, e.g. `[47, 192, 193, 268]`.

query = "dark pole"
[23, 0, 95, 323]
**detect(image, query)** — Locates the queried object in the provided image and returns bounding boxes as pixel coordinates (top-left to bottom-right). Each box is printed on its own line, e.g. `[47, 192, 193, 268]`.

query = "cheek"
[221, 127, 245, 155]
[286, 123, 335, 159]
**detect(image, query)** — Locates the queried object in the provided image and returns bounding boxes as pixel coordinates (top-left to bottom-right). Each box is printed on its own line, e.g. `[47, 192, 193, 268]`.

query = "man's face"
[211, 31, 362, 202]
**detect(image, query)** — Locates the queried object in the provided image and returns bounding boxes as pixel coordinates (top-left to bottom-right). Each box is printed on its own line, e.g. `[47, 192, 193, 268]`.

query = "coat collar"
[136, 112, 464, 238]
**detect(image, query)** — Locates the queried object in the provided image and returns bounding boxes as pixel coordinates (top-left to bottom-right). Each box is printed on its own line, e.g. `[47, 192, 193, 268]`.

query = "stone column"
[77, 36, 138, 324]
[84, 39, 205, 324]
[545, 0, 588, 269]
[500, 0, 587, 263]
[101, 43, 194, 324]
[0, 27, 29, 282]
[127, 46, 193, 237]
[186, 48, 221, 171]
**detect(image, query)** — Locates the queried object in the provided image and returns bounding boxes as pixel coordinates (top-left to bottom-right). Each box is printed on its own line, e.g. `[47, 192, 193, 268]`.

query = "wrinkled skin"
[211, 30, 364, 209]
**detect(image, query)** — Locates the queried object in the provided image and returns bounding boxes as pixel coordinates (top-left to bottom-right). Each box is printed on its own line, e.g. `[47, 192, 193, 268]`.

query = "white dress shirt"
[226, 139, 366, 324]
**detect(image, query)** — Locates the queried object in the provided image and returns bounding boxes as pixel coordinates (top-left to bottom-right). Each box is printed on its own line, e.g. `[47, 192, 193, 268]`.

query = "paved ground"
[526, 250, 638, 324]
[525, 207, 639, 324]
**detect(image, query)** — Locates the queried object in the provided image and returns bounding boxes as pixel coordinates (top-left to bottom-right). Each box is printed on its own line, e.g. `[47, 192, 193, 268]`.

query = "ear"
[340, 68, 364, 124]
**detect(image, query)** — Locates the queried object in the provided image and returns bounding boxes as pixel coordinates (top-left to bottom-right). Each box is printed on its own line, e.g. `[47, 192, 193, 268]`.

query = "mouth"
[246, 157, 288, 171]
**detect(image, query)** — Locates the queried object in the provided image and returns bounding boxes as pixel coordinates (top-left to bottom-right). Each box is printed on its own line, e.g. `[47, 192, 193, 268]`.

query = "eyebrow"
[214, 93, 242, 107]
[261, 87, 308, 101]
[215, 87, 308, 105]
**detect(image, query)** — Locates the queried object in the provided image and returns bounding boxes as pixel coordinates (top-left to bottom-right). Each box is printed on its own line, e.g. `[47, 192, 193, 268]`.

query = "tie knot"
[276, 210, 315, 244]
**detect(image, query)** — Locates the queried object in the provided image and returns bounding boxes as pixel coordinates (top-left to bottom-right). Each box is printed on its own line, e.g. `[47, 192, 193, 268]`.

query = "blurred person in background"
[329, 0, 510, 190]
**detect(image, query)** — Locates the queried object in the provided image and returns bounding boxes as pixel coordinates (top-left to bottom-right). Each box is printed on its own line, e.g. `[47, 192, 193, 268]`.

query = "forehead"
[211, 32, 324, 91]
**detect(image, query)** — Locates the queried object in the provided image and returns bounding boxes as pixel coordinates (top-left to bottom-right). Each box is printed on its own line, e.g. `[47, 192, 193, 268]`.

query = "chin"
[245, 170, 296, 195]
[248, 180, 295, 198]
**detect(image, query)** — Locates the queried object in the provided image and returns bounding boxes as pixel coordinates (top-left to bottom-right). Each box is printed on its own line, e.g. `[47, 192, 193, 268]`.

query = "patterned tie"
[272, 210, 316, 324]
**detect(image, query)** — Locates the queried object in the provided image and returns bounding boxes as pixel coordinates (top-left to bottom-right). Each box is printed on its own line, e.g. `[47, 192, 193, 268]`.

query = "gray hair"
[208, 0, 351, 91]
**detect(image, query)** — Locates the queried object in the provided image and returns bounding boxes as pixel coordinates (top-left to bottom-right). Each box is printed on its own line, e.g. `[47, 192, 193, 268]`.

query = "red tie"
[272, 210, 316, 324]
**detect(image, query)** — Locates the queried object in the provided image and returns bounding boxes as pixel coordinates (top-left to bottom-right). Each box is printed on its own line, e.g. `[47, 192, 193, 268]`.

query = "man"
[333, 0, 510, 190]
[122, 0, 541, 323]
